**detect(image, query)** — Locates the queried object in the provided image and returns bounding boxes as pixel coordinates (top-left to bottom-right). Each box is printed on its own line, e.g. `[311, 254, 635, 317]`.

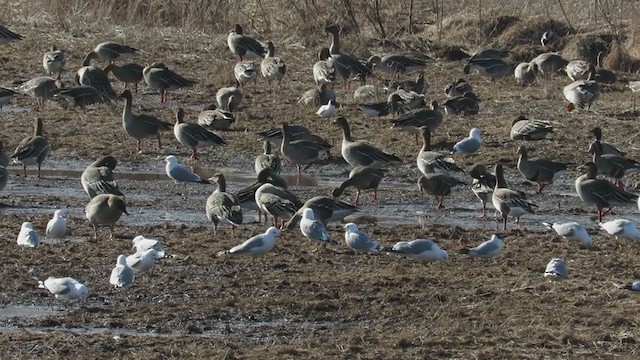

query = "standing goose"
[42, 46, 65, 79]
[119, 90, 172, 153]
[261, 41, 286, 88]
[216, 85, 243, 112]
[281, 122, 330, 178]
[563, 64, 601, 112]
[594, 51, 617, 84]
[206, 173, 243, 235]
[12, 117, 49, 178]
[587, 140, 640, 189]
[418, 164, 465, 209]
[575, 162, 638, 222]
[143, 63, 196, 103]
[197, 103, 235, 130]
[514, 62, 537, 86]
[227, 24, 266, 60]
[416, 127, 463, 176]
[444, 78, 473, 98]
[591, 127, 625, 157]
[255, 182, 302, 227]
[467, 163, 496, 218]
[75, 52, 117, 99]
[463, 58, 512, 80]
[258, 124, 331, 148]
[530, 52, 568, 78]
[0, 25, 22, 43]
[332, 166, 385, 205]
[20, 76, 58, 110]
[390, 100, 443, 144]
[510, 115, 553, 141]
[234, 61, 258, 87]
[81, 155, 124, 198]
[85, 194, 129, 240]
[234, 168, 287, 215]
[492, 164, 537, 230]
[254, 141, 282, 175]
[313, 47, 336, 86]
[324, 25, 373, 88]
[442, 92, 479, 116]
[516, 146, 567, 193]
[367, 54, 427, 76]
[104, 63, 144, 92]
[174, 108, 226, 160]
[90, 42, 142, 63]
[335, 117, 401, 167]
[285, 196, 359, 230]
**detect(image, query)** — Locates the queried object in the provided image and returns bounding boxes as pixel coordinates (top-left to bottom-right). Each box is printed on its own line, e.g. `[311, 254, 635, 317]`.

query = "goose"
[104, 63, 144, 92]
[514, 62, 537, 86]
[384, 72, 427, 94]
[42, 46, 65, 79]
[81, 155, 124, 199]
[255, 182, 302, 227]
[119, 90, 172, 153]
[325, 24, 373, 87]
[367, 54, 427, 76]
[469, 48, 509, 61]
[0, 24, 22, 43]
[353, 84, 377, 101]
[75, 52, 117, 99]
[174, 108, 226, 160]
[38, 277, 88, 300]
[417, 127, 462, 176]
[442, 92, 479, 115]
[563, 64, 600, 112]
[516, 146, 567, 193]
[227, 24, 266, 60]
[543, 222, 593, 246]
[261, 41, 286, 88]
[358, 93, 403, 118]
[85, 194, 129, 240]
[591, 127, 625, 157]
[466, 163, 496, 218]
[332, 166, 385, 205]
[544, 258, 568, 280]
[599, 219, 640, 241]
[313, 47, 336, 86]
[284, 196, 359, 230]
[492, 164, 537, 230]
[11, 117, 49, 178]
[452, 128, 481, 153]
[217, 227, 280, 257]
[541, 31, 559, 51]
[0, 87, 17, 110]
[388, 88, 426, 110]
[281, 122, 330, 178]
[90, 42, 141, 63]
[20, 76, 57, 110]
[255, 141, 282, 175]
[234, 167, 288, 216]
[343, 223, 381, 254]
[387, 239, 448, 262]
[258, 124, 331, 148]
[587, 140, 640, 189]
[298, 83, 336, 106]
[418, 164, 465, 209]
[594, 51, 617, 84]
[628, 80, 640, 112]
[390, 100, 443, 144]
[530, 52, 568, 78]
[197, 103, 235, 130]
[575, 162, 637, 222]
[565, 59, 590, 81]
[444, 78, 473, 98]
[0, 140, 8, 167]
[216, 85, 243, 112]
[234, 61, 258, 87]
[143, 62, 196, 103]
[335, 117, 401, 167]
[110, 255, 134, 288]
[464, 58, 512, 80]
[461, 234, 504, 258]
[510, 115, 553, 141]
[55, 84, 105, 110]
[206, 173, 243, 235]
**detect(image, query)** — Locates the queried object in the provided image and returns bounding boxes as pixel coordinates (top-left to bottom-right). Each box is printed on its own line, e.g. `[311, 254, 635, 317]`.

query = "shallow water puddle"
[0, 305, 63, 319]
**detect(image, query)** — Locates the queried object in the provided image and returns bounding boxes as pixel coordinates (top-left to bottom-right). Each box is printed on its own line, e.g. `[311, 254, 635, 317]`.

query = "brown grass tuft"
[603, 40, 640, 72]
[562, 33, 615, 62]
[495, 16, 571, 49]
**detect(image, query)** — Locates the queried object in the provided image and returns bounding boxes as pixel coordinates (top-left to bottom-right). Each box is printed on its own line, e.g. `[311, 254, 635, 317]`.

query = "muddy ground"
[1, 12, 640, 360]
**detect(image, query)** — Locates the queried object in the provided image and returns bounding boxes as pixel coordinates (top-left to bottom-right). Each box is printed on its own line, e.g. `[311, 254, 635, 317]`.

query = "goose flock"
[1, 22, 640, 301]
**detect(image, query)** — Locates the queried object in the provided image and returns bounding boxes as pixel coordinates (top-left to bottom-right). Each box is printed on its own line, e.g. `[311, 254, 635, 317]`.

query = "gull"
[316, 99, 337, 118]
[343, 223, 381, 254]
[544, 222, 592, 246]
[126, 249, 158, 274]
[165, 155, 210, 189]
[17, 222, 38, 249]
[461, 234, 503, 258]
[387, 239, 448, 262]
[300, 208, 334, 245]
[544, 258, 568, 280]
[452, 128, 481, 154]
[217, 227, 280, 257]
[599, 219, 640, 241]
[132, 235, 166, 258]
[110, 255, 135, 288]
[38, 277, 88, 300]
[614, 280, 640, 292]
[45, 210, 67, 241]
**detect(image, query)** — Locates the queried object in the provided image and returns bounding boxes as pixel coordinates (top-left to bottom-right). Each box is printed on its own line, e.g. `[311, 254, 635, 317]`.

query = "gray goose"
[258, 124, 330, 148]
[206, 173, 243, 235]
[335, 117, 401, 167]
[313, 47, 336, 86]
[298, 83, 336, 106]
[55, 84, 104, 110]
[255, 182, 302, 227]
[492, 164, 537, 230]
[466, 163, 496, 218]
[216, 85, 243, 112]
[442, 92, 479, 116]
[325, 25, 373, 88]
[388, 88, 426, 110]
[530, 52, 568, 78]
[464, 58, 512, 80]
[0, 87, 17, 110]
[416, 127, 462, 176]
[119, 90, 172, 153]
[510, 115, 553, 141]
[85, 194, 129, 240]
[42, 46, 65, 79]
[591, 127, 625, 157]
[587, 140, 640, 189]
[11, 117, 49, 178]
[563, 64, 600, 112]
[90, 42, 142, 63]
[261, 41, 286, 88]
[234, 61, 258, 87]
[469, 48, 510, 61]
[81, 155, 124, 199]
[197, 103, 235, 130]
[143, 63, 196, 103]
[332, 166, 385, 205]
[227, 24, 266, 60]
[367, 55, 427, 76]
[281, 122, 330, 178]
[418, 164, 465, 209]
[390, 100, 443, 144]
[0, 25, 22, 43]
[575, 162, 638, 222]
[594, 51, 617, 85]
[514, 62, 537, 86]
[174, 108, 226, 160]
[541, 31, 559, 51]
[104, 63, 144, 92]
[20, 76, 58, 110]
[385, 72, 427, 94]
[516, 146, 567, 193]
[234, 167, 287, 215]
[284, 196, 359, 230]
[444, 78, 473, 98]
[75, 52, 117, 99]
[358, 93, 403, 118]
[255, 141, 282, 175]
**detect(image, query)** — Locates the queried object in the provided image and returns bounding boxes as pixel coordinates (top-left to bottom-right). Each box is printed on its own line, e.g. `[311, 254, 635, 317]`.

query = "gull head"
[302, 208, 316, 220]
[53, 209, 65, 218]
[265, 226, 280, 238]
[21, 222, 34, 231]
[470, 128, 481, 139]
[132, 235, 146, 245]
[116, 254, 127, 266]
[343, 223, 359, 232]
[164, 155, 178, 165]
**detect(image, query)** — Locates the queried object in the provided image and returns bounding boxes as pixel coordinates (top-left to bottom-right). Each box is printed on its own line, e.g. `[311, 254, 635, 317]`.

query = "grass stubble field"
[1, 1, 640, 359]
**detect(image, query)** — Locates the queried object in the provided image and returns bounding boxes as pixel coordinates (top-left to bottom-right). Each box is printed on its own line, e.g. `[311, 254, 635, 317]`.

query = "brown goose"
[492, 164, 537, 230]
[119, 90, 172, 153]
[575, 162, 638, 222]
[81, 155, 124, 199]
[104, 63, 144, 92]
[335, 117, 401, 167]
[91, 42, 142, 63]
[143, 63, 196, 103]
[442, 92, 479, 116]
[261, 41, 286, 88]
[197, 103, 235, 131]
[324, 25, 373, 88]
[332, 166, 385, 205]
[390, 100, 443, 144]
[281, 122, 330, 179]
[255, 182, 302, 228]
[234, 168, 288, 217]
[76, 52, 117, 99]
[417, 127, 462, 176]
[11, 118, 49, 178]
[206, 173, 243, 235]
[516, 146, 567, 193]
[587, 141, 640, 189]
[418, 165, 465, 209]
[530, 52, 568, 78]
[227, 24, 266, 60]
[173, 108, 226, 160]
[298, 83, 336, 107]
[563, 64, 600, 112]
[255, 141, 282, 175]
[444, 78, 473, 98]
[284, 196, 359, 230]
[467, 163, 496, 218]
[591, 127, 625, 157]
[510, 115, 553, 141]
[85, 194, 129, 240]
